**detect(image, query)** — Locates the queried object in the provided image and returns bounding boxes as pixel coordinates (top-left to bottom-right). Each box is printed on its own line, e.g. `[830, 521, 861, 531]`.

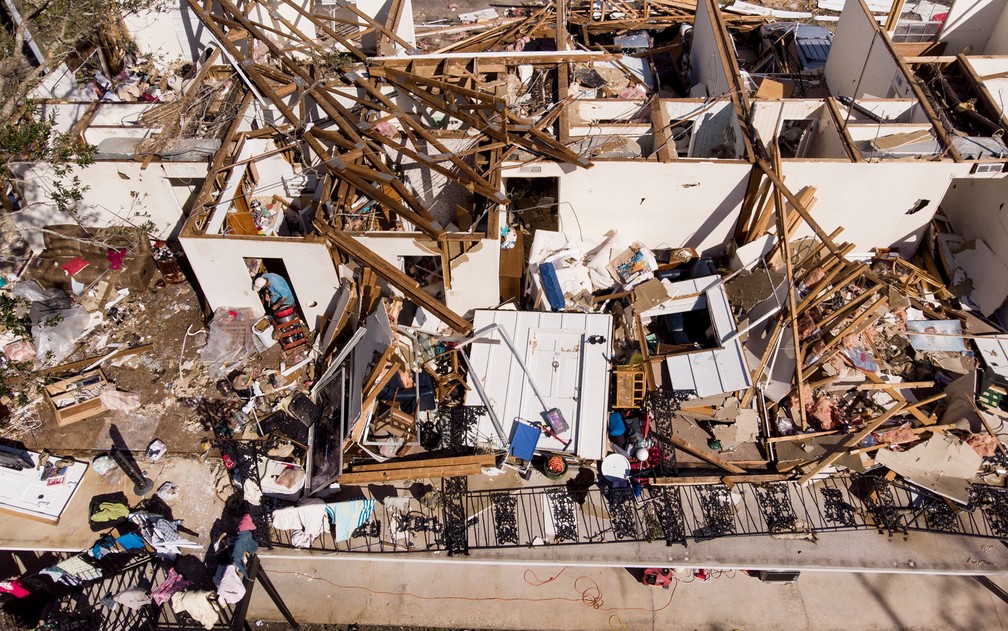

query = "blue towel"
[116, 532, 145, 550]
[326, 499, 377, 542]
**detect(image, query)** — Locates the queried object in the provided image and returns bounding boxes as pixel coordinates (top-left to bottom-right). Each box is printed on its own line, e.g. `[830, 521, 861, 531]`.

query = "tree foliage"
[0, 0, 169, 124]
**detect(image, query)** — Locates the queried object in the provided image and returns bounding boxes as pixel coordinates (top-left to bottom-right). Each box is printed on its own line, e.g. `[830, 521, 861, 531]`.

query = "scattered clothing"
[243, 479, 263, 506]
[215, 565, 246, 605]
[152, 568, 191, 606]
[91, 502, 130, 524]
[173, 555, 214, 588]
[107, 248, 127, 270]
[271, 499, 328, 549]
[133, 511, 180, 544]
[231, 530, 258, 578]
[328, 499, 377, 542]
[90, 534, 117, 559]
[0, 580, 30, 598]
[237, 513, 256, 532]
[116, 532, 146, 551]
[38, 567, 67, 583]
[91, 531, 146, 558]
[170, 590, 220, 630]
[113, 588, 151, 610]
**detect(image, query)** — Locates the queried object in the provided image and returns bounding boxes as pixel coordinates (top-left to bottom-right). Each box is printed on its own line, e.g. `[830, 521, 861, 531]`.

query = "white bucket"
[252, 316, 277, 350]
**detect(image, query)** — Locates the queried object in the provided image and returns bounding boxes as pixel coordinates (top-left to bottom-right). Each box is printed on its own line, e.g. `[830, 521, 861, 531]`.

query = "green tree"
[0, 0, 168, 125]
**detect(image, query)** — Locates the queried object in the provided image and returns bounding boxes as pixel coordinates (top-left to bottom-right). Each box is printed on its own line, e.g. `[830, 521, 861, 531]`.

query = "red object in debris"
[694, 569, 710, 581]
[222, 454, 235, 470]
[642, 568, 673, 589]
[107, 248, 127, 270]
[60, 257, 90, 277]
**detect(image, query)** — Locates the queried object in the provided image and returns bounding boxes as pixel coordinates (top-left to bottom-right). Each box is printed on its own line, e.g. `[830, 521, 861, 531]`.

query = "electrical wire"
[268, 566, 679, 614]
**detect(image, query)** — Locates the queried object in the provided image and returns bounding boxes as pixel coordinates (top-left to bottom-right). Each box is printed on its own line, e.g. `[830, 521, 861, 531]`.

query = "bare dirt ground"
[6, 272, 286, 458]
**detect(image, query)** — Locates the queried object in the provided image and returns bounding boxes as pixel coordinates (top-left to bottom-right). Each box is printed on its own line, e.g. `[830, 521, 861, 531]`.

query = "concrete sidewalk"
[248, 557, 1008, 630]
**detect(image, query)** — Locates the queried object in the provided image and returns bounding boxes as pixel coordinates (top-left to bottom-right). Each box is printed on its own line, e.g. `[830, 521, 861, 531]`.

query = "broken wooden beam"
[315, 222, 473, 334]
[665, 435, 747, 474]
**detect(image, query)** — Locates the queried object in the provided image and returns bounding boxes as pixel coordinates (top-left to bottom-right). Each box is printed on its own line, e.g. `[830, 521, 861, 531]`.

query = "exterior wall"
[504, 161, 750, 256]
[10, 161, 207, 253]
[178, 236, 340, 329]
[779, 161, 973, 256]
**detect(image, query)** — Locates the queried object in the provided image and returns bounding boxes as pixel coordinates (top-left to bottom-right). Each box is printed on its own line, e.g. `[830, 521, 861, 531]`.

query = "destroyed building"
[3, 0, 1008, 625]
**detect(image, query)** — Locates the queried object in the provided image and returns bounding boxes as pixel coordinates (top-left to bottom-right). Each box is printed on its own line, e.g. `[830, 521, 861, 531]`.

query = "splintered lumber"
[855, 381, 935, 391]
[848, 423, 957, 455]
[796, 393, 945, 485]
[796, 403, 908, 485]
[340, 453, 498, 483]
[764, 143, 808, 430]
[315, 222, 473, 334]
[349, 453, 497, 473]
[757, 160, 845, 258]
[41, 344, 153, 375]
[665, 435, 747, 474]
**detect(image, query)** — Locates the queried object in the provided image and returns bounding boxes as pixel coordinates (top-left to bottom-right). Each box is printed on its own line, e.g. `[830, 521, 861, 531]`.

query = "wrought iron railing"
[266, 474, 1008, 554]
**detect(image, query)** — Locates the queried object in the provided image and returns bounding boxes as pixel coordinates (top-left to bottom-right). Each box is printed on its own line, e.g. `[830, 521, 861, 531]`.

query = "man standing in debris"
[253, 273, 295, 313]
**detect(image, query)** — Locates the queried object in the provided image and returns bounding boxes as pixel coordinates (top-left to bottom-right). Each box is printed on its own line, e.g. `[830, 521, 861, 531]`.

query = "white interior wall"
[249, 1, 317, 59]
[89, 104, 154, 126]
[357, 0, 417, 51]
[937, 0, 1008, 54]
[31, 63, 93, 102]
[689, 100, 745, 158]
[569, 125, 651, 136]
[86, 128, 156, 144]
[572, 100, 648, 124]
[504, 161, 750, 255]
[808, 108, 850, 159]
[845, 123, 934, 141]
[839, 99, 925, 123]
[779, 161, 971, 256]
[689, 0, 732, 97]
[389, 137, 475, 228]
[965, 56, 1008, 118]
[939, 176, 1008, 319]
[350, 236, 500, 315]
[123, 3, 215, 62]
[10, 161, 206, 253]
[38, 103, 90, 135]
[749, 100, 827, 145]
[664, 99, 724, 120]
[178, 236, 339, 329]
[826, 1, 909, 99]
[988, 3, 1008, 52]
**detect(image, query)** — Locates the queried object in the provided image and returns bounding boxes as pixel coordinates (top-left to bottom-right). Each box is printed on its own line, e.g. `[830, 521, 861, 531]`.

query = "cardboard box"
[43, 369, 109, 427]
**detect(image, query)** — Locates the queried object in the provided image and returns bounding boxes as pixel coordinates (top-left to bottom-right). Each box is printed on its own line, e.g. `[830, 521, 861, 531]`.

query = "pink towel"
[237, 514, 256, 532]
